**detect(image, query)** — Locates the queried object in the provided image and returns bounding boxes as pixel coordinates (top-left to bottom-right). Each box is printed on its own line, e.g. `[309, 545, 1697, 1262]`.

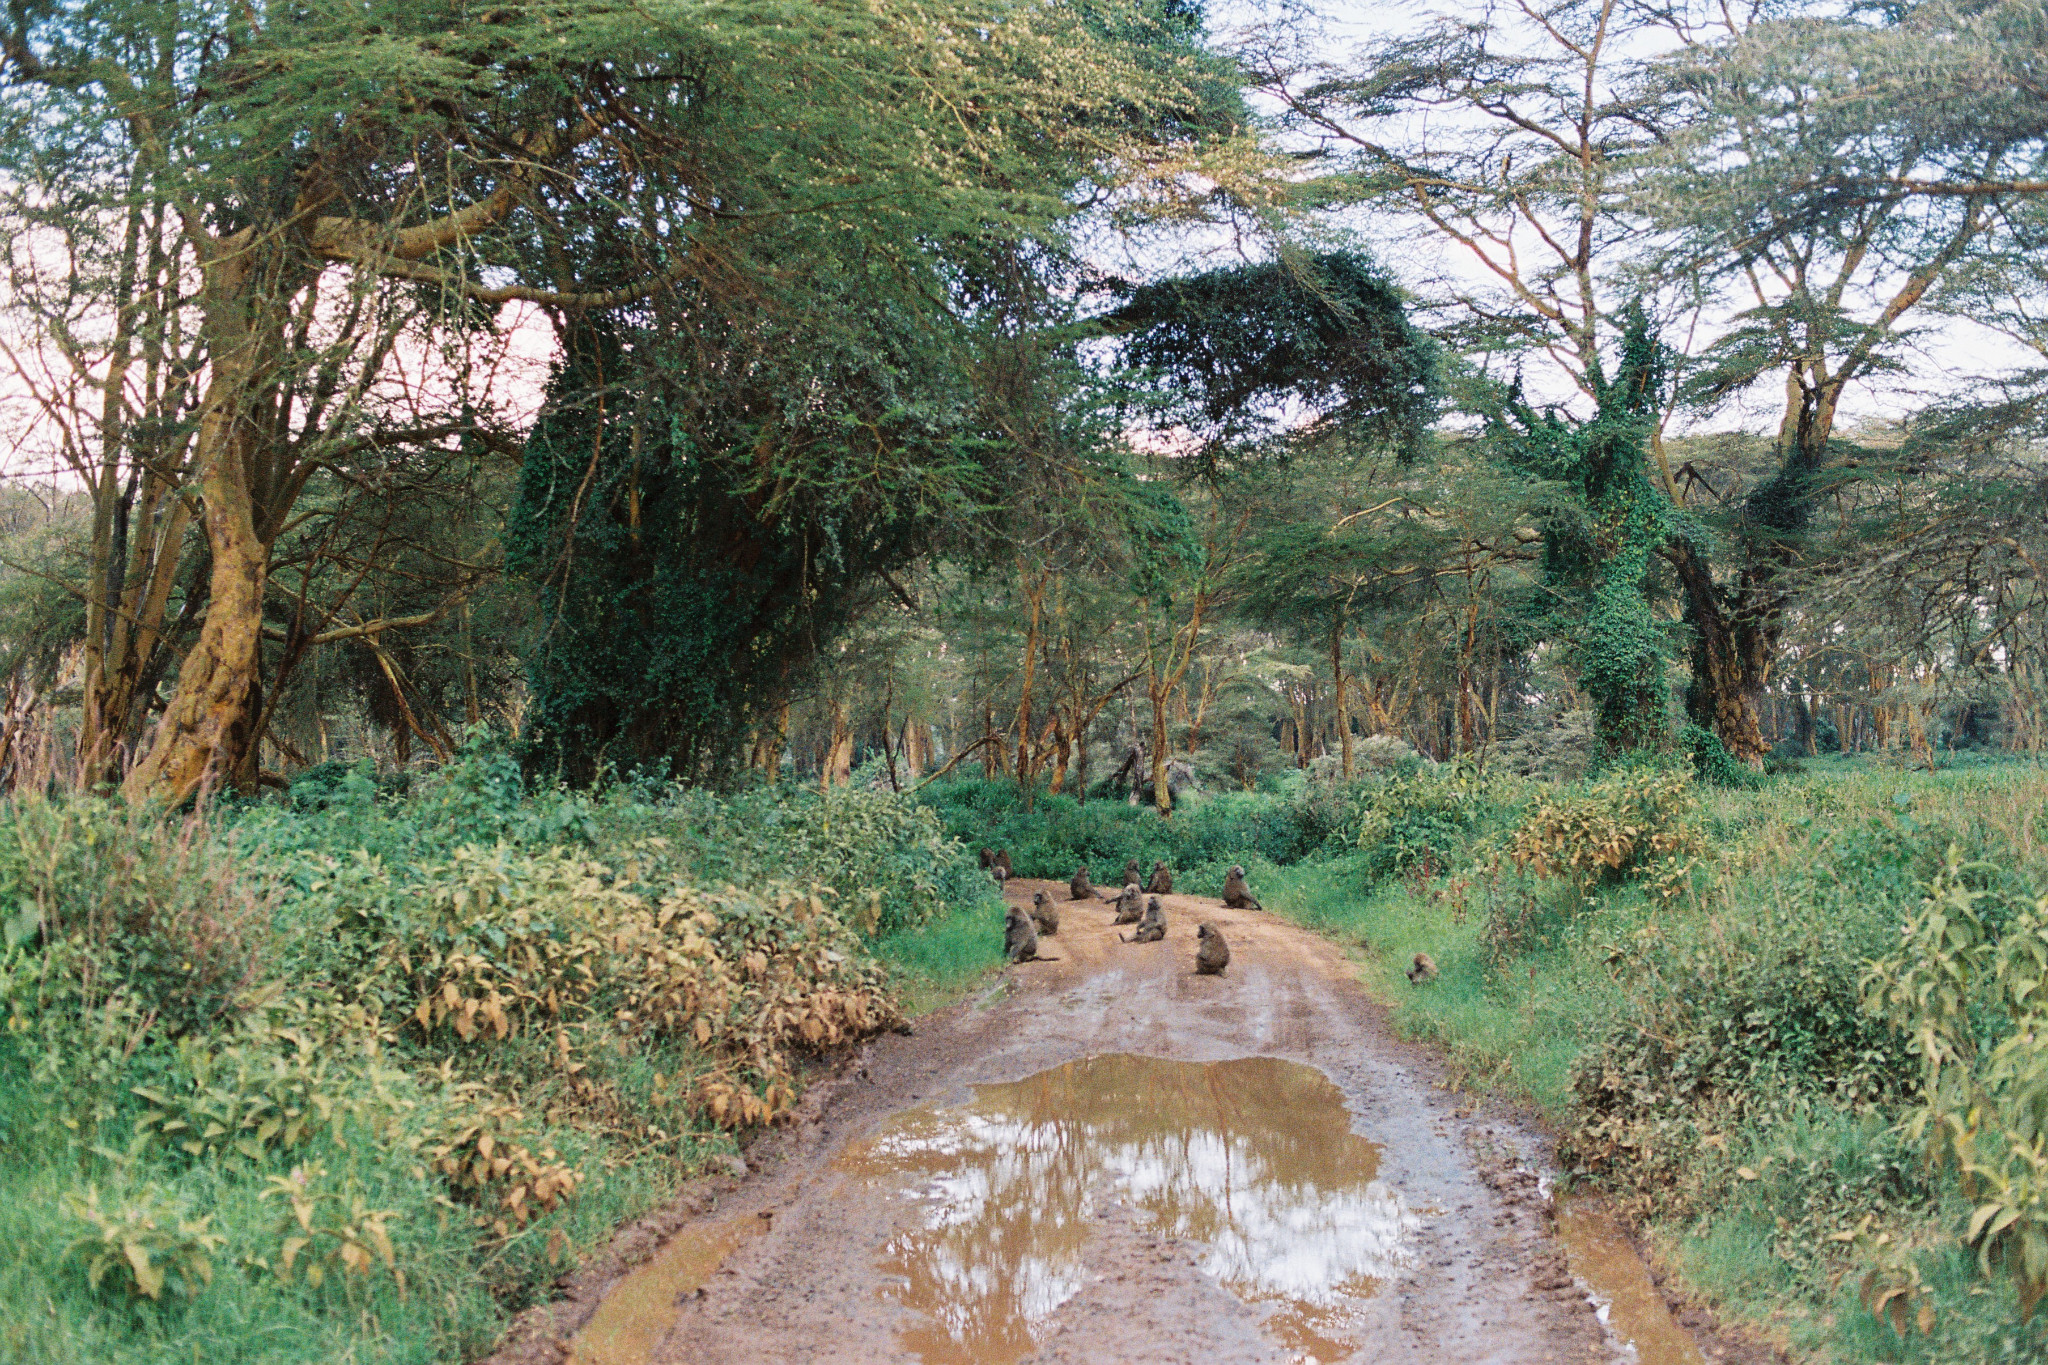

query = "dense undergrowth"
[12, 744, 2048, 1365]
[0, 743, 1002, 1365]
[920, 757, 2048, 1363]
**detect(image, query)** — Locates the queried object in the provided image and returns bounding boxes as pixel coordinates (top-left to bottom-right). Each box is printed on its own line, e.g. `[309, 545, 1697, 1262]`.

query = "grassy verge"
[0, 749, 1002, 1365]
[1256, 760, 2048, 1362]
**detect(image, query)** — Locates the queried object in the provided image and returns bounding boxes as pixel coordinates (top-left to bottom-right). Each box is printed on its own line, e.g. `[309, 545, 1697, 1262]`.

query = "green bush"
[0, 760, 1002, 1365]
[1508, 764, 1703, 896]
[1341, 761, 1520, 880]
[1864, 852, 2048, 1319]
[915, 777, 1326, 878]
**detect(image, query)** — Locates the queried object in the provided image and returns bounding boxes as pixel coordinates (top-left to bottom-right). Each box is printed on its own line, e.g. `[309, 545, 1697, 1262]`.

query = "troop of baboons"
[990, 854, 1276, 976]
[991, 850, 1436, 986]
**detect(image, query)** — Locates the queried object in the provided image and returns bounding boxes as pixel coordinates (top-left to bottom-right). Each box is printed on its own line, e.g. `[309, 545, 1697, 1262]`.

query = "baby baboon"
[1121, 857, 1143, 889]
[1146, 860, 1173, 896]
[1030, 890, 1060, 937]
[991, 864, 1009, 889]
[993, 849, 1014, 879]
[1221, 864, 1263, 912]
[1112, 883, 1145, 925]
[1195, 922, 1231, 975]
[1069, 864, 1094, 901]
[1406, 952, 1438, 984]
[1121, 895, 1166, 943]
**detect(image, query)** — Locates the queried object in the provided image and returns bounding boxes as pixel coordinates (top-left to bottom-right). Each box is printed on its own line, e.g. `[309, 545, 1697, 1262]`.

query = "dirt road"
[547, 878, 1710, 1365]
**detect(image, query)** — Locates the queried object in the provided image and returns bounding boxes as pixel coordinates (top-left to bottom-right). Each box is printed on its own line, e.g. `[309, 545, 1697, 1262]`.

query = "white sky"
[1202, 0, 2046, 439]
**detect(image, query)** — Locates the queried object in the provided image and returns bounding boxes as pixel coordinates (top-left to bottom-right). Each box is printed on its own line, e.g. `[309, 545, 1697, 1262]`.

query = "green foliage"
[64, 1185, 223, 1304]
[1680, 721, 1760, 789]
[916, 776, 1329, 878]
[1492, 304, 1685, 753]
[1864, 852, 2048, 1319]
[1341, 762, 1519, 881]
[1108, 250, 1441, 462]
[0, 797, 267, 1035]
[1507, 765, 1704, 896]
[0, 762, 999, 1365]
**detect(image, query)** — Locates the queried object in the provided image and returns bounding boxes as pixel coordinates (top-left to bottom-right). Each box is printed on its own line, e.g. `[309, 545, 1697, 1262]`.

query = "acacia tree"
[1, 0, 1235, 801]
[1247, 0, 2048, 762]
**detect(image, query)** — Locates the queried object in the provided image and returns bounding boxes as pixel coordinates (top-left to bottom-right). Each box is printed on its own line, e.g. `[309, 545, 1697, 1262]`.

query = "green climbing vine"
[1493, 304, 1689, 754]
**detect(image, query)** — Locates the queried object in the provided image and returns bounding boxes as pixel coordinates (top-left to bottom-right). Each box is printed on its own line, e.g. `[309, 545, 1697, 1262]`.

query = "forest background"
[7, 0, 2048, 1361]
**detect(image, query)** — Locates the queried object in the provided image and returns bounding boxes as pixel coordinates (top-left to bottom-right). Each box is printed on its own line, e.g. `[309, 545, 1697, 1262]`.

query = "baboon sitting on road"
[1221, 865, 1263, 911]
[1122, 896, 1166, 944]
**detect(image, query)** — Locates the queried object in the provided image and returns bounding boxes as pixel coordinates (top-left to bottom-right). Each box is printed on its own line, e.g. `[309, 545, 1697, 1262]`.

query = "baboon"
[1406, 952, 1437, 984]
[1121, 857, 1143, 888]
[1030, 890, 1060, 937]
[1221, 865, 1263, 912]
[1112, 883, 1145, 924]
[1145, 860, 1173, 896]
[1195, 922, 1231, 975]
[993, 849, 1014, 879]
[1005, 904, 1057, 962]
[979, 848, 995, 870]
[1069, 864, 1094, 901]
[1122, 895, 1166, 943]
[991, 864, 1009, 889]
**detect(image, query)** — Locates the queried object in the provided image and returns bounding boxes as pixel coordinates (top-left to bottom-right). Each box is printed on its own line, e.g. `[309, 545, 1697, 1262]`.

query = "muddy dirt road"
[553, 879, 1716, 1365]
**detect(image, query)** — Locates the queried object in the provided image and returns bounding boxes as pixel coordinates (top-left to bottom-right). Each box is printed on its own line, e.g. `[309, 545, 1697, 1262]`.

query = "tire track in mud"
[518, 879, 1722, 1365]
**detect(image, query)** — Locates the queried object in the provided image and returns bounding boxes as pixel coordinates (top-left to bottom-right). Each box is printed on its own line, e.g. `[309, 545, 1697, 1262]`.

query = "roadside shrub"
[1863, 852, 2048, 1317]
[915, 778, 1324, 877]
[348, 844, 902, 1125]
[1342, 762, 1517, 880]
[1508, 765, 1703, 896]
[0, 797, 267, 1034]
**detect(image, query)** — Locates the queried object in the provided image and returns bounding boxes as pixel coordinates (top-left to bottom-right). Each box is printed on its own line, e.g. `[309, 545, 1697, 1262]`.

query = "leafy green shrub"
[1681, 721, 1761, 789]
[1863, 853, 2048, 1316]
[915, 777, 1328, 877]
[64, 1185, 223, 1302]
[1342, 762, 1517, 880]
[0, 768, 1001, 1365]
[0, 797, 266, 1034]
[1508, 765, 1703, 896]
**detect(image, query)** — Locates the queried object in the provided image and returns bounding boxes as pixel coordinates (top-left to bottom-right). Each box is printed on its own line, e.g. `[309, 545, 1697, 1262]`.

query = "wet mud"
[550, 877, 1721, 1365]
[1555, 1201, 1709, 1365]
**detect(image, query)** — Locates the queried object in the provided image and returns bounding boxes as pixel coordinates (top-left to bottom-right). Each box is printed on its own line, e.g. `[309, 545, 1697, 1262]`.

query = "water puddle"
[564, 1213, 766, 1365]
[834, 1053, 1413, 1365]
[1555, 1199, 1708, 1365]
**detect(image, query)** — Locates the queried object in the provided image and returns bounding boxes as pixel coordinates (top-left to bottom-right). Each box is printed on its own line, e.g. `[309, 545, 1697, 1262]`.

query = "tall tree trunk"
[1667, 540, 1768, 763]
[1791, 687, 1816, 756]
[121, 403, 268, 803]
[822, 699, 853, 789]
[1331, 623, 1351, 779]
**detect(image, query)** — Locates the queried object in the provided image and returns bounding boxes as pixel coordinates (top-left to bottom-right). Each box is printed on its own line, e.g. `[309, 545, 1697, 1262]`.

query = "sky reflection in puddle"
[835, 1053, 1415, 1364]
